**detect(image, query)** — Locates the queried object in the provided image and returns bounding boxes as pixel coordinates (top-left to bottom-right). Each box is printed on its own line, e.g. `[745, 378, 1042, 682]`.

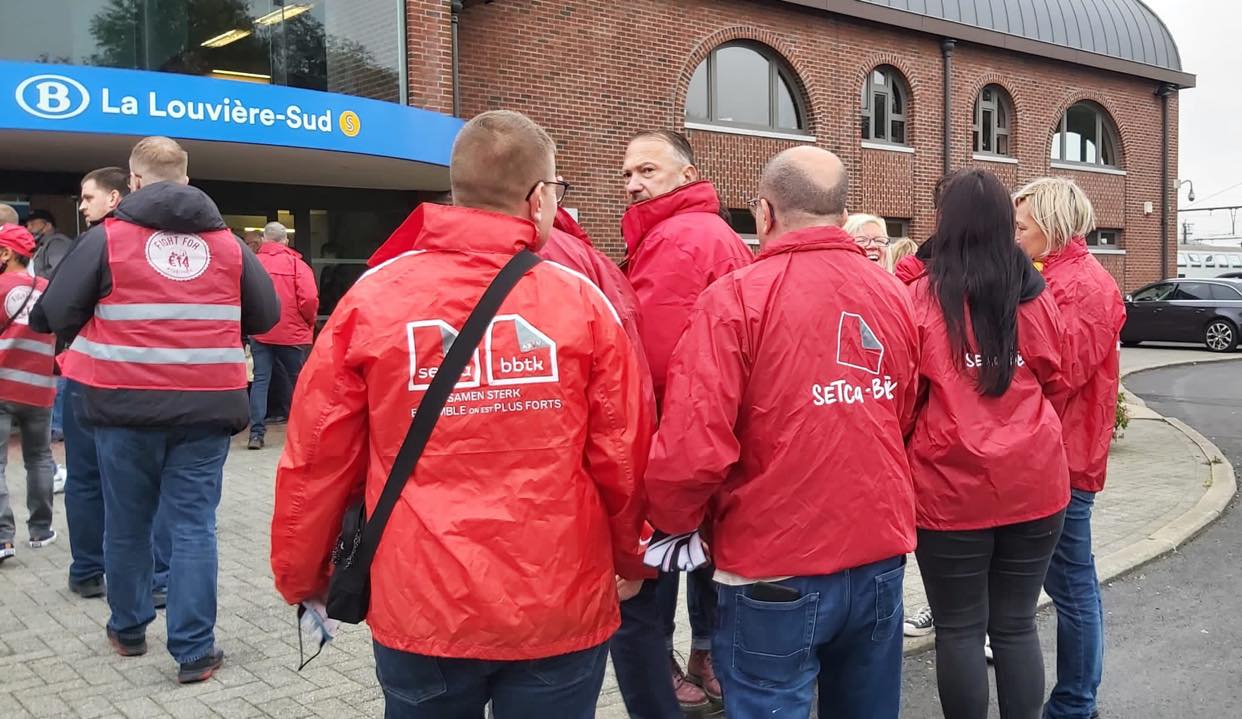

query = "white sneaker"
[984, 634, 994, 662]
[29, 530, 57, 549]
[904, 605, 935, 637]
[53, 464, 67, 494]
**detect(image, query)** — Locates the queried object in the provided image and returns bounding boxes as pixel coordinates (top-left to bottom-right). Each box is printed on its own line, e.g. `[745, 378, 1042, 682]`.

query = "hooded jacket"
[32, 230, 73, 279]
[1040, 237, 1127, 493]
[29, 182, 279, 431]
[904, 261, 1071, 530]
[621, 181, 753, 406]
[253, 242, 318, 346]
[541, 209, 655, 418]
[271, 204, 652, 661]
[646, 225, 921, 579]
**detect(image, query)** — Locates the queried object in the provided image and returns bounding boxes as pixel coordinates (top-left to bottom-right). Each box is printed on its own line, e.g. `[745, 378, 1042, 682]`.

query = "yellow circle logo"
[339, 111, 361, 138]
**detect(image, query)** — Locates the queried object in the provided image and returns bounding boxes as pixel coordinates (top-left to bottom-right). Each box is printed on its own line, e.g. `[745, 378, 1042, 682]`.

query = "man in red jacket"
[0, 224, 57, 563]
[247, 221, 318, 450]
[618, 129, 753, 713]
[271, 111, 651, 718]
[647, 147, 920, 718]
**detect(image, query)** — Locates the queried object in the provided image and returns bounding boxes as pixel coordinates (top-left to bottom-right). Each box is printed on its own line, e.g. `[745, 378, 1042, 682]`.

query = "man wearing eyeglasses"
[615, 130, 753, 716]
[272, 110, 652, 717]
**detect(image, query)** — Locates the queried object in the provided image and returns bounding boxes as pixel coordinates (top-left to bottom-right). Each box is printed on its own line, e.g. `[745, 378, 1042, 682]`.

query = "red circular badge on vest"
[145, 232, 211, 282]
[3, 285, 39, 325]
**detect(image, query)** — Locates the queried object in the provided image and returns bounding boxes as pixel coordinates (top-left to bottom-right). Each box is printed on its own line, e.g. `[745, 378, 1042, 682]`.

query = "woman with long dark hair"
[902, 168, 1070, 719]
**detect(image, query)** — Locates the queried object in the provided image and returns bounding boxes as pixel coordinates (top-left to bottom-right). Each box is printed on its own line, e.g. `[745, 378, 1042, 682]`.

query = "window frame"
[685, 43, 808, 134]
[1086, 229, 1122, 248]
[861, 66, 909, 146]
[1051, 102, 1122, 169]
[973, 85, 1013, 156]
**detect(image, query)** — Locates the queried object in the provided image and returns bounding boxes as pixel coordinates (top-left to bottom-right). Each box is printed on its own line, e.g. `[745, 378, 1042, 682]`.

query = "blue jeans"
[714, 556, 906, 719]
[96, 425, 229, 664]
[0, 401, 55, 543]
[372, 640, 608, 719]
[50, 376, 66, 434]
[63, 380, 170, 589]
[1044, 490, 1104, 719]
[611, 578, 682, 718]
[655, 564, 715, 652]
[249, 342, 307, 438]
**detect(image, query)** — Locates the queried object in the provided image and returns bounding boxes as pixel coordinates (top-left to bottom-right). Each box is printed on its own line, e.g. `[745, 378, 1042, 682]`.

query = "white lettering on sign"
[963, 352, 1026, 368]
[811, 375, 897, 407]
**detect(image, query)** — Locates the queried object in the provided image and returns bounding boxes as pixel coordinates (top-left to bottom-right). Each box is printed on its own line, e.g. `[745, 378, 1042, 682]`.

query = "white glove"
[643, 530, 709, 572]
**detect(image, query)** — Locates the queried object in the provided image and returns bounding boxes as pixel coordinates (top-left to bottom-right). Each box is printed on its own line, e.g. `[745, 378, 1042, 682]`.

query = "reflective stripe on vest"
[0, 337, 55, 356]
[69, 337, 246, 365]
[94, 304, 242, 321]
[0, 368, 57, 388]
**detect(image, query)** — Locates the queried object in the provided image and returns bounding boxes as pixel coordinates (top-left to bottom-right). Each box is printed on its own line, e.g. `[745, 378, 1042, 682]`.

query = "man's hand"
[616, 576, 644, 602]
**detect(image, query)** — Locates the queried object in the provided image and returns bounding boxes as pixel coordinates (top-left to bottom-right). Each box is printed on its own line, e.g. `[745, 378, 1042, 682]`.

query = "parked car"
[1121, 278, 1242, 352]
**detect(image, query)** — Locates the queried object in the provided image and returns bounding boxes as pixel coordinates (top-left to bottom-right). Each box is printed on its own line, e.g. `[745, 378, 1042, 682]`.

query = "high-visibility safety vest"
[61, 219, 247, 392]
[0, 272, 55, 407]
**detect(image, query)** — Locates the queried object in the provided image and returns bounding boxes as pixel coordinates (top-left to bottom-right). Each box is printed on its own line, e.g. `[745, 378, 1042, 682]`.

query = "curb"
[903, 356, 1240, 658]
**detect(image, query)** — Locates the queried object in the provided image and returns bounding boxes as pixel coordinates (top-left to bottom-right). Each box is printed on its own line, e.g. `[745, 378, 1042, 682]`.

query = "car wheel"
[1121, 340, 1141, 348]
[1204, 319, 1239, 353]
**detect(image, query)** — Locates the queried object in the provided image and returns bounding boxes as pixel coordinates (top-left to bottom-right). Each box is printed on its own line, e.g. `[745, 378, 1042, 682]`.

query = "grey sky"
[1143, 0, 1242, 241]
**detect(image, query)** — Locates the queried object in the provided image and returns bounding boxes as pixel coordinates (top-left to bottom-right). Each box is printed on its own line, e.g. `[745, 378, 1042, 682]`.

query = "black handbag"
[325, 249, 542, 624]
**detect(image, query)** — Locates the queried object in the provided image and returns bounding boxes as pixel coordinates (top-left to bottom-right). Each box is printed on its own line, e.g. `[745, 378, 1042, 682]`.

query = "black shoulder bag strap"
[359, 249, 541, 575]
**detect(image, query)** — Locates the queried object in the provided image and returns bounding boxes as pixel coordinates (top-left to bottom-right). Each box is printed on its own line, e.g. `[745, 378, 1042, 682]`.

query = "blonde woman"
[1014, 177, 1126, 719]
[844, 214, 890, 266]
[887, 237, 918, 272]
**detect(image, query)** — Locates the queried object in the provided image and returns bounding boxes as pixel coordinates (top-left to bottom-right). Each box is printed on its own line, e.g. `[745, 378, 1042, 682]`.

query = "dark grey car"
[1122, 278, 1242, 352]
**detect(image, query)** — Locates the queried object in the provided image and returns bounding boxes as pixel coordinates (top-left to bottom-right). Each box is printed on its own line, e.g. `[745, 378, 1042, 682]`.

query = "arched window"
[1052, 102, 1122, 168]
[861, 66, 908, 145]
[685, 43, 806, 132]
[974, 85, 1013, 156]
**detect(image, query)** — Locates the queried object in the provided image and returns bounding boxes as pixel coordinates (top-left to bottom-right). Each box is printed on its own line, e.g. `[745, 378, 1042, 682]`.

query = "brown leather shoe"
[672, 654, 710, 710]
[687, 648, 722, 701]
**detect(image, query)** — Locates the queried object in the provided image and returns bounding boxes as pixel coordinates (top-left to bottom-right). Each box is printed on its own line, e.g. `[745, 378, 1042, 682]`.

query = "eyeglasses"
[526, 180, 571, 206]
[854, 235, 890, 248]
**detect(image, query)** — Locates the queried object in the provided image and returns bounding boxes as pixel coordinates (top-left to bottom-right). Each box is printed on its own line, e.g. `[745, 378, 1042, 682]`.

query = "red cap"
[0, 224, 36, 258]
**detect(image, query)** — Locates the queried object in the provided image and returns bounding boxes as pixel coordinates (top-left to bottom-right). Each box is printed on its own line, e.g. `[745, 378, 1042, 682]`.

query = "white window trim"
[1088, 248, 1126, 255]
[861, 141, 914, 154]
[1051, 162, 1127, 177]
[972, 152, 1018, 165]
[684, 121, 816, 143]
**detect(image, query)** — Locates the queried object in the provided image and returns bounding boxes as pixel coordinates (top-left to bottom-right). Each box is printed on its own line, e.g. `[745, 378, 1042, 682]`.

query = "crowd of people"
[0, 108, 1126, 719]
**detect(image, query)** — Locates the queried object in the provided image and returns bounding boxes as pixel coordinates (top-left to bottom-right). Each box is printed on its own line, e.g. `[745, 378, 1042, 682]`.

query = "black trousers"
[916, 509, 1066, 719]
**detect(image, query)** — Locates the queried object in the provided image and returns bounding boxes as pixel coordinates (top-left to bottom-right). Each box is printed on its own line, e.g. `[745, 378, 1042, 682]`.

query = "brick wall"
[455, 0, 1180, 290]
[406, 0, 455, 114]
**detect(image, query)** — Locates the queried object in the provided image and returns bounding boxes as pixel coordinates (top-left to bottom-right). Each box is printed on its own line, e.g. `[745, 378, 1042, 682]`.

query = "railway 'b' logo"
[15, 74, 90, 120]
[145, 232, 212, 281]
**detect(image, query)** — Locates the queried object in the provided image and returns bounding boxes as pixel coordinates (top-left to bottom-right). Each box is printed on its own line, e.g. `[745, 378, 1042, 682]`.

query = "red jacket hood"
[894, 255, 926, 284]
[756, 224, 867, 261]
[1042, 235, 1090, 271]
[257, 242, 301, 261]
[553, 209, 593, 247]
[621, 180, 722, 255]
[369, 204, 537, 267]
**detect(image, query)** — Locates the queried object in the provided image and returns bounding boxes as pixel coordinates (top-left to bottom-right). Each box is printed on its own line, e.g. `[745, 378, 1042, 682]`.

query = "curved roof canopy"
[779, 0, 1194, 86]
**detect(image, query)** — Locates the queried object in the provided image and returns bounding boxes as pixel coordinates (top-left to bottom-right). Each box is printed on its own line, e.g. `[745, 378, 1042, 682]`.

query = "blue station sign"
[0, 60, 462, 166]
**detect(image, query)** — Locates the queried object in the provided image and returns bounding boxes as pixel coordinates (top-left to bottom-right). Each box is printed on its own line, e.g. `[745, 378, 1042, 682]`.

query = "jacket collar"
[553, 208, 593, 247]
[621, 180, 722, 254]
[258, 242, 299, 258]
[1042, 235, 1089, 271]
[756, 224, 867, 261]
[368, 204, 537, 267]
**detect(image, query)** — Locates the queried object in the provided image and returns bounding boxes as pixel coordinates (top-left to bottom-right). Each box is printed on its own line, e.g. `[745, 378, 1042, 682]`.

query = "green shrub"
[1115, 391, 1131, 433]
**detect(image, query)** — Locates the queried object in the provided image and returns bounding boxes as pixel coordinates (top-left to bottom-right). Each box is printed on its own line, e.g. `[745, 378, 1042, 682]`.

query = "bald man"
[272, 110, 651, 717]
[0, 204, 18, 226]
[645, 147, 922, 718]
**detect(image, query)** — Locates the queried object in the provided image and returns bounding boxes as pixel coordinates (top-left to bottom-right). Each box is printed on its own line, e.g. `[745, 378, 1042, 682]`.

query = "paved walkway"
[0, 347, 1235, 718]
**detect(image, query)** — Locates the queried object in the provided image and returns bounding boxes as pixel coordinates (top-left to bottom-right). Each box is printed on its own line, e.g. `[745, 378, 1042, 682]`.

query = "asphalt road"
[899, 357, 1242, 719]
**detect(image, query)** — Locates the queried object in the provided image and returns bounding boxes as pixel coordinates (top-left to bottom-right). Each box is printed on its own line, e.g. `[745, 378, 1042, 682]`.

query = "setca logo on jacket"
[812, 311, 898, 407]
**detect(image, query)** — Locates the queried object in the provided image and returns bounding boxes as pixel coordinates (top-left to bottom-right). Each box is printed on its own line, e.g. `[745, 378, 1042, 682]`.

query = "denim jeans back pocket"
[732, 590, 819, 684]
[525, 643, 607, 687]
[373, 642, 448, 707]
[871, 561, 906, 642]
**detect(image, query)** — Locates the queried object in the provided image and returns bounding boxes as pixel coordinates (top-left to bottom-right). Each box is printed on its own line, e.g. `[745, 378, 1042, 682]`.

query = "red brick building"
[410, 0, 1194, 291]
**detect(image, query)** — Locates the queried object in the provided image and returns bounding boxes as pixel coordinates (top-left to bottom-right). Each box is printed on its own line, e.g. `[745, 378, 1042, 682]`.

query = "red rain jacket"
[646, 226, 921, 579]
[253, 242, 318, 346]
[271, 204, 652, 660]
[1041, 238, 1126, 493]
[621, 181, 752, 406]
[904, 267, 1071, 531]
[542, 210, 654, 416]
[894, 255, 925, 284]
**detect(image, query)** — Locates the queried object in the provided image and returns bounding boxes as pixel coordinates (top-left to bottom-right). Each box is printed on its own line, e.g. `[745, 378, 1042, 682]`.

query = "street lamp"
[1177, 179, 1196, 203]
